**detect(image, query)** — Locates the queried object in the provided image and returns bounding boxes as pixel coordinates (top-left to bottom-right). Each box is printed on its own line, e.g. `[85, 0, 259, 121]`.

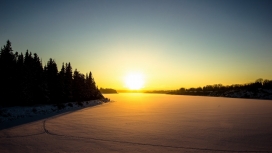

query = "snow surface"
[0, 99, 109, 123]
[0, 93, 272, 153]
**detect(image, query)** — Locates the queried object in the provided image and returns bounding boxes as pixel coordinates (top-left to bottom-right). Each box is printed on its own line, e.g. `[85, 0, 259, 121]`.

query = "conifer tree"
[0, 40, 16, 105]
[45, 58, 61, 103]
[58, 63, 66, 102]
[64, 62, 73, 101]
[88, 71, 103, 99]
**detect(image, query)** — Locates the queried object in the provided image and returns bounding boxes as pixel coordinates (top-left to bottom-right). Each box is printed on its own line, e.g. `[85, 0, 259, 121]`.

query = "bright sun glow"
[124, 72, 145, 90]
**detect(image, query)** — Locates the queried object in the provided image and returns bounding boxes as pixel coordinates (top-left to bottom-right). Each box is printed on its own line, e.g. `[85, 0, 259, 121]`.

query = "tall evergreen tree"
[58, 63, 66, 102]
[64, 62, 73, 101]
[72, 69, 84, 101]
[45, 58, 61, 103]
[0, 40, 17, 106]
[32, 53, 48, 104]
[87, 71, 103, 99]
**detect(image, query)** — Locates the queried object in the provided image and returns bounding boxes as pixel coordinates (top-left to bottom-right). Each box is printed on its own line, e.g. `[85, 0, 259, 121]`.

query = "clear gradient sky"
[1, 0, 272, 90]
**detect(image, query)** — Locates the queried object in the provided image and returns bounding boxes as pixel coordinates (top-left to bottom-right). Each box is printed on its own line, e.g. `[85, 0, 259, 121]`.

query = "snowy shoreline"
[0, 98, 110, 124]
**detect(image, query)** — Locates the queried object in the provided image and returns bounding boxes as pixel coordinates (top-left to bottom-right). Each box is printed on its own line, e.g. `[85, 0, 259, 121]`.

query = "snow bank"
[0, 98, 110, 123]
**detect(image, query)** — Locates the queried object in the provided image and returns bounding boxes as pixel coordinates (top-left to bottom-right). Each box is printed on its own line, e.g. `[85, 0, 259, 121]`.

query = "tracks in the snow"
[42, 118, 269, 153]
[0, 105, 269, 153]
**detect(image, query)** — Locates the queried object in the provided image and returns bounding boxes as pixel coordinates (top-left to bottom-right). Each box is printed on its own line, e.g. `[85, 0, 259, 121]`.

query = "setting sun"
[124, 72, 145, 90]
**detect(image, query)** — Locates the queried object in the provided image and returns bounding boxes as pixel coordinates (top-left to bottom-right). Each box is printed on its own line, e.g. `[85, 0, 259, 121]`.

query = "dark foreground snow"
[0, 99, 110, 123]
[0, 94, 272, 153]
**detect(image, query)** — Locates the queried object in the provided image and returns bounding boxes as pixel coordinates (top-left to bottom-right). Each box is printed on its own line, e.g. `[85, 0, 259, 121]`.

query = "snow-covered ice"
[0, 99, 109, 124]
[0, 93, 272, 153]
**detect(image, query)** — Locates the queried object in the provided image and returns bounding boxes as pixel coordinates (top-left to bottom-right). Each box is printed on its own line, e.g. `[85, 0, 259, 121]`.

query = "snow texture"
[0, 93, 272, 153]
[0, 99, 109, 123]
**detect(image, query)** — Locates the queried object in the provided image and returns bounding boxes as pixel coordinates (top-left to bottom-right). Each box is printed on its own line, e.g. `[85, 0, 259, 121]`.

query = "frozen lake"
[1, 93, 272, 152]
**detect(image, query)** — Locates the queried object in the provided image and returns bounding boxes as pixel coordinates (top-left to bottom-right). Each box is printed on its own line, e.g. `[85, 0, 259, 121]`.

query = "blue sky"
[1, 0, 272, 89]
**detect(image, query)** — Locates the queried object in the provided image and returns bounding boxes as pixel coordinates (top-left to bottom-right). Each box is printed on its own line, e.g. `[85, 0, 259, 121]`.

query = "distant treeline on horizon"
[146, 79, 272, 99]
[172, 78, 272, 94]
[0, 40, 103, 106]
[100, 88, 117, 94]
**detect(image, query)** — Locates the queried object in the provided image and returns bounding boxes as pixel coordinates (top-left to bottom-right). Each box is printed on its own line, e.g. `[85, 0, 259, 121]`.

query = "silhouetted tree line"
[170, 78, 272, 96]
[0, 40, 103, 106]
[99, 88, 117, 93]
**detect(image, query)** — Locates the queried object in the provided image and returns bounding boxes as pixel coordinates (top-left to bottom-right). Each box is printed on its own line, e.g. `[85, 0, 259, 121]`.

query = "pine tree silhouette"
[0, 40, 104, 106]
[0, 40, 16, 106]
